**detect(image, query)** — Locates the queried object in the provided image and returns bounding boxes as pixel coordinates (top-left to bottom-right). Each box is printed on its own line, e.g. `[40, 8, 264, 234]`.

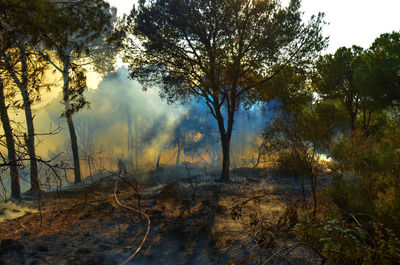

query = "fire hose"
[113, 178, 151, 265]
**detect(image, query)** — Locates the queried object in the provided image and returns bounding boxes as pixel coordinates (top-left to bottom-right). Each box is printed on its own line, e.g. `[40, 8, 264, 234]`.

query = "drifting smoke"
[1, 67, 280, 195]
[0, 201, 36, 222]
[40, 67, 184, 175]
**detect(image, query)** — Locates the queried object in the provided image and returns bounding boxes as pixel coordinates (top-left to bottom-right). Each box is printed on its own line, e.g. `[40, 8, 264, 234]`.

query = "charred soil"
[0, 168, 322, 265]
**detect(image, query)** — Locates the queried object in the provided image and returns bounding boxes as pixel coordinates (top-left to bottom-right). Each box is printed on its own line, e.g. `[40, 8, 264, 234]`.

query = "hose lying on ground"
[113, 178, 151, 265]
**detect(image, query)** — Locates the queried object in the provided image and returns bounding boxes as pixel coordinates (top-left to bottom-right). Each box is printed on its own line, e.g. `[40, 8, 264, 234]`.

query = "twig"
[262, 242, 325, 265]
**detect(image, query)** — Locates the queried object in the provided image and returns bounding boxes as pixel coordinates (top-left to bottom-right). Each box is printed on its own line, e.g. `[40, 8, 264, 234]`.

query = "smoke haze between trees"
[24, 67, 280, 184]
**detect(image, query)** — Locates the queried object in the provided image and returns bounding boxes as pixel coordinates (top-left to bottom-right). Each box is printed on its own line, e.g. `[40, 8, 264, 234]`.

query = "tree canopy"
[124, 0, 327, 180]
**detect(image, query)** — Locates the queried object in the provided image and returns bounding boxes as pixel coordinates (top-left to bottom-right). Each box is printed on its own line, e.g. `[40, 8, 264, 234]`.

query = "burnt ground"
[0, 168, 325, 265]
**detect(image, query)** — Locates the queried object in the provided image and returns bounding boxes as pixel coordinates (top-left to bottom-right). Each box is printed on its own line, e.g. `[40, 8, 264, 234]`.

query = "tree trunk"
[134, 117, 139, 172]
[350, 111, 356, 132]
[87, 155, 92, 177]
[19, 51, 40, 192]
[346, 100, 357, 133]
[214, 106, 233, 182]
[63, 55, 81, 183]
[1, 44, 39, 192]
[254, 148, 261, 168]
[220, 133, 231, 181]
[127, 110, 134, 171]
[156, 151, 161, 169]
[176, 142, 181, 166]
[67, 115, 81, 183]
[0, 81, 20, 200]
[311, 175, 317, 216]
[22, 89, 40, 191]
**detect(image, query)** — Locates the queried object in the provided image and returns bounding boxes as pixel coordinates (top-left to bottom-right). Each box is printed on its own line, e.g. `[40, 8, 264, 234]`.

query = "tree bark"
[14, 45, 40, 192]
[254, 149, 261, 168]
[345, 97, 358, 133]
[156, 151, 161, 169]
[0, 80, 20, 200]
[127, 110, 134, 172]
[21, 89, 40, 191]
[127, 111, 134, 153]
[87, 155, 92, 177]
[176, 142, 181, 166]
[63, 55, 81, 183]
[220, 132, 231, 181]
[214, 104, 233, 182]
[66, 115, 81, 183]
[134, 117, 139, 172]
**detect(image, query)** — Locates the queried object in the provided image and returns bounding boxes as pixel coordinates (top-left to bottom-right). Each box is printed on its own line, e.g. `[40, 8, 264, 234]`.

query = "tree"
[262, 106, 325, 215]
[313, 46, 365, 132]
[75, 117, 99, 177]
[141, 115, 169, 169]
[171, 106, 220, 166]
[39, 0, 119, 183]
[0, 1, 22, 200]
[125, 0, 326, 181]
[260, 66, 340, 215]
[0, 78, 20, 200]
[0, 0, 52, 193]
[356, 32, 400, 112]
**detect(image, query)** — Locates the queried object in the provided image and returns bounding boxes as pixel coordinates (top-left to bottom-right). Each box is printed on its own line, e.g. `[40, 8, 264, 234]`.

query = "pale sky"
[299, 0, 400, 53]
[107, 0, 400, 53]
[85, 0, 400, 90]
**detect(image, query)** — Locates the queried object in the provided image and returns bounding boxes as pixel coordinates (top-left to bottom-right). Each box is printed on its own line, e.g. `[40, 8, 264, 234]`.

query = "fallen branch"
[262, 242, 325, 265]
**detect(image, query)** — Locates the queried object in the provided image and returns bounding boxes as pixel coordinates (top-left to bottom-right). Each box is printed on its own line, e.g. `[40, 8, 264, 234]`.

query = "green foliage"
[326, 123, 400, 229]
[314, 46, 364, 101]
[356, 32, 400, 110]
[296, 216, 400, 264]
[313, 46, 365, 131]
[125, 0, 326, 103]
[295, 113, 400, 263]
[255, 65, 312, 111]
[125, 0, 327, 180]
[313, 32, 400, 133]
[272, 32, 400, 264]
[262, 93, 345, 214]
[38, 0, 119, 117]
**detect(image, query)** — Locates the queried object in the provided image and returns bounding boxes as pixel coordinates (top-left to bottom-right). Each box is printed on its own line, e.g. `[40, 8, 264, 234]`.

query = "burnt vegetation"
[0, 0, 400, 264]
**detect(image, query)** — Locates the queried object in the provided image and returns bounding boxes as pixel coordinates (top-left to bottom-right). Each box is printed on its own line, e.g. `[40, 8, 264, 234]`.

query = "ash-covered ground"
[0, 167, 325, 265]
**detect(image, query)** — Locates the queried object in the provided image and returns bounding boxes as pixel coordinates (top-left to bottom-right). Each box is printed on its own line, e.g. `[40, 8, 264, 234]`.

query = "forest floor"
[0, 167, 326, 265]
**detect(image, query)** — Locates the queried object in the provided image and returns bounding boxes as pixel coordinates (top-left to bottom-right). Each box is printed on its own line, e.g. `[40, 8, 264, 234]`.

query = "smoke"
[2, 66, 280, 192]
[0, 201, 36, 222]
[36, 67, 184, 175]
[230, 100, 282, 167]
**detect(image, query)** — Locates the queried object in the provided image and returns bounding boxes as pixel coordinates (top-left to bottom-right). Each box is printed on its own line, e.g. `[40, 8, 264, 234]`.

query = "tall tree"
[124, 0, 326, 181]
[0, 1, 20, 200]
[0, 0, 51, 192]
[356, 32, 400, 112]
[39, 0, 119, 183]
[0, 78, 20, 200]
[313, 46, 364, 132]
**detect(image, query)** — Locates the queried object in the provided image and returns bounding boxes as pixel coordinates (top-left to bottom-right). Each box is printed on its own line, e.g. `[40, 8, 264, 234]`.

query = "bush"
[296, 216, 400, 264]
[296, 124, 400, 264]
[327, 129, 400, 233]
